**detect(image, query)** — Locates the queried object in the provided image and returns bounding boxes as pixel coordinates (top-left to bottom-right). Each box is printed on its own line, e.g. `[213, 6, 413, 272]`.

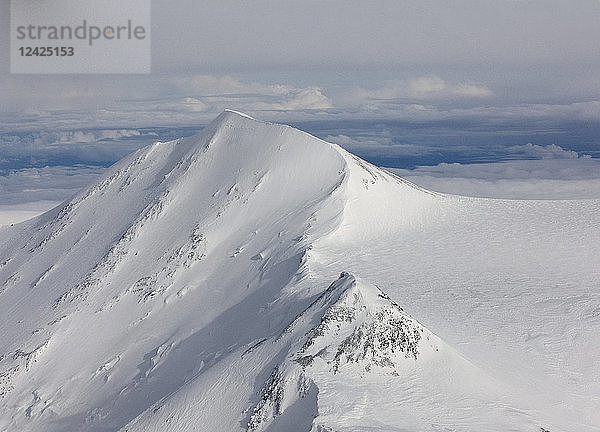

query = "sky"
[1, 0, 600, 215]
[2, 0, 600, 124]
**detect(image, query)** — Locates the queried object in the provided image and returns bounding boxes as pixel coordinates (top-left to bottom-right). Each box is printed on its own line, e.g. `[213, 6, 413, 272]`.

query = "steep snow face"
[0, 111, 349, 432]
[0, 111, 598, 432]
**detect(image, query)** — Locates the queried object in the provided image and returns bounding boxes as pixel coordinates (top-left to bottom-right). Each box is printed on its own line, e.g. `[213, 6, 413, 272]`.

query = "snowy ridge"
[247, 272, 444, 432]
[296, 274, 430, 373]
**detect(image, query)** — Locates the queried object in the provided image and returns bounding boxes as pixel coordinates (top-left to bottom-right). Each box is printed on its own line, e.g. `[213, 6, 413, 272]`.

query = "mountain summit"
[1, 111, 598, 432]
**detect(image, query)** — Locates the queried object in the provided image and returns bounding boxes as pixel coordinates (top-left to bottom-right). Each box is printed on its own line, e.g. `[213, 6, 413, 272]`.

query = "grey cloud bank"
[149, 0, 600, 69]
[1, 0, 600, 129]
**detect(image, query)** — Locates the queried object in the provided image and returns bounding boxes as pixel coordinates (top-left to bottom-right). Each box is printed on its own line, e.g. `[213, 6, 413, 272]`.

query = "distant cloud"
[2, 69, 600, 131]
[179, 97, 210, 112]
[261, 86, 332, 111]
[506, 143, 591, 160]
[176, 75, 333, 111]
[407, 77, 493, 98]
[0, 129, 158, 170]
[33, 129, 148, 146]
[0, 165, 105, 205]
[389, 158, 600, 199]
[324, 134, 426, 157]
[393, 159, 600, 180]
[343, 76, 493, 106]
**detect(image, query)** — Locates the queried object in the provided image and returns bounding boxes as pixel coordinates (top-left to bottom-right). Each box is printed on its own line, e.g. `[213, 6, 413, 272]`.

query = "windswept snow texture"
[0, 110, 599, 432]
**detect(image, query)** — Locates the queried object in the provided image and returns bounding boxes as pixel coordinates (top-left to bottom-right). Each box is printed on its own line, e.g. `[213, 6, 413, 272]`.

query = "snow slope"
[0, 110, 598, 432]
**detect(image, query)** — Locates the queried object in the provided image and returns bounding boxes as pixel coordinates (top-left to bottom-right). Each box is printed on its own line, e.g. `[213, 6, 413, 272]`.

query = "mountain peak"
[222, 109, 256, 120]
[0, 111, 353, 431]
[0, 112, 568, 432]
[200, 109, 273, 139]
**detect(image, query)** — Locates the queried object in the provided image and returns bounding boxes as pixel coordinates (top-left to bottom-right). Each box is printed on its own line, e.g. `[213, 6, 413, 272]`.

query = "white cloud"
[407, 77, 493, 98]
[180, 97, 209, 112]
[1, 69, 599, 133]
[339, 100, 600, 124]
[0, 166, 105, 205]
[182, 75, 282, 96]
[407, 77, 448, 96]
[324, 134, 425, 157]
[388, 159, 600, 199]
[507, 143, 591, 160]
[32, 129, 146, 146]
[177, 75, 333, 111]
[452, 83, 495, 98]
[0, 129, 159, 172]
[264, 86, 332, 111]
[344, 77, 493, 105]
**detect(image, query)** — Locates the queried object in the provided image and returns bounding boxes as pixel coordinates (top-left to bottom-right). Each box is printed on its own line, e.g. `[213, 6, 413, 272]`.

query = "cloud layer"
[0, 165, 105, 205]
[0, 128, 160, 170]
[347, 77, 493, 103]
[389, 158, 600, 199]
[3, 68, 600, 134]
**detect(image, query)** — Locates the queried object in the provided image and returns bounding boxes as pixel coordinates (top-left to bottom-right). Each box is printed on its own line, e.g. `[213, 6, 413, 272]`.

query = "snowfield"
[0, 111, 598, 432]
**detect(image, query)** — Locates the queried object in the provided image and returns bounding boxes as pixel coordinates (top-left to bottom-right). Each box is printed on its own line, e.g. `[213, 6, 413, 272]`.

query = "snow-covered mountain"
[1, 111, 599, 432]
